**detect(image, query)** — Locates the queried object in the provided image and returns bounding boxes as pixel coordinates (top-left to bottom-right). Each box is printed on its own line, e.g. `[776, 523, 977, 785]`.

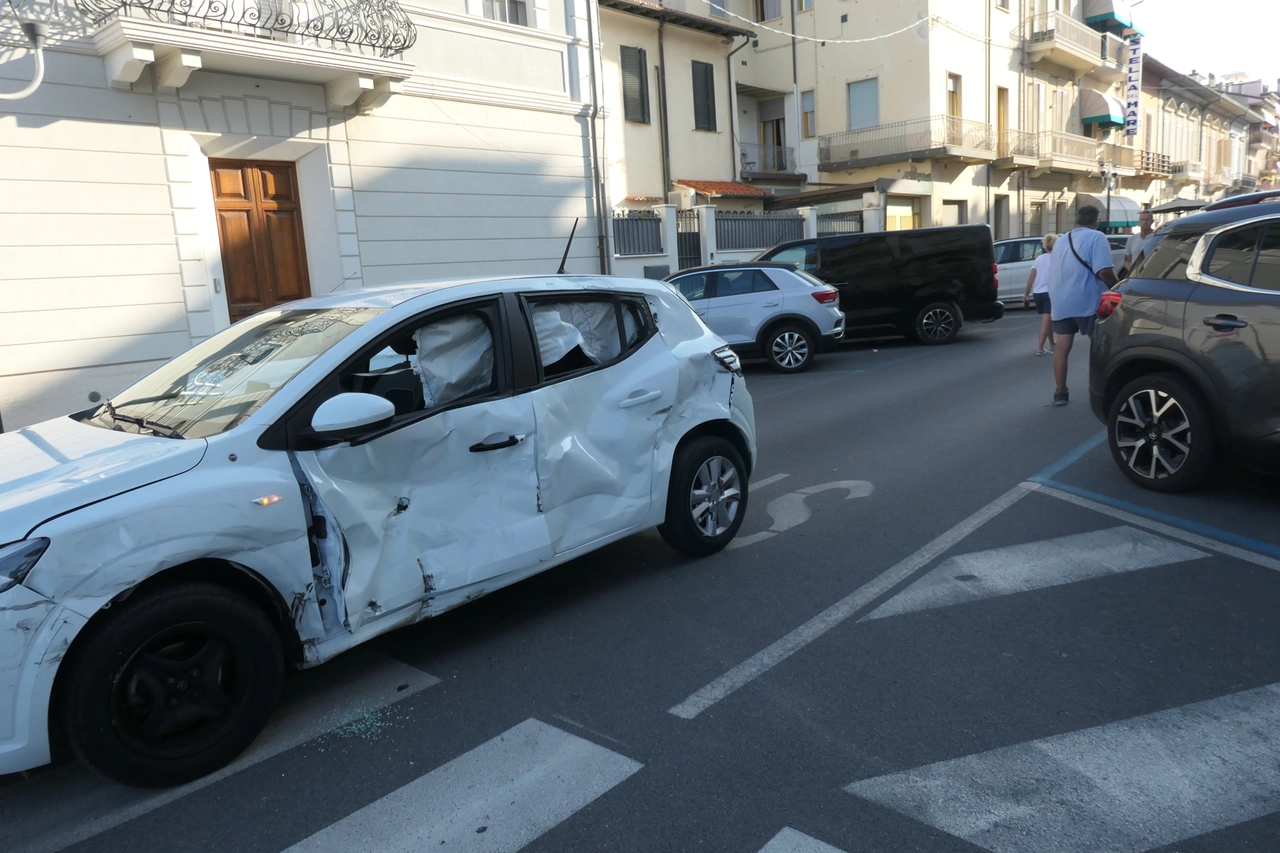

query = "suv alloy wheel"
[1107, 373, 1219, 492]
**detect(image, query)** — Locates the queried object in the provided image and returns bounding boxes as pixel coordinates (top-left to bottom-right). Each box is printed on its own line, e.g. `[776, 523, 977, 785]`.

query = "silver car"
[665, 263, 845, 373]
[995, 236, 1128, 303]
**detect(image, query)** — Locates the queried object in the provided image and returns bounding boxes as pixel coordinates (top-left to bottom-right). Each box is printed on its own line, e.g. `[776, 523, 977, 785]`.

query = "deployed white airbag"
[531, 301, 622, 366]
[413, 315, 494, 408]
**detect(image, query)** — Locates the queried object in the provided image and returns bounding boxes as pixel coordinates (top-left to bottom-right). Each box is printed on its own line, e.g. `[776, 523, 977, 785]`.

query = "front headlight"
[0, 538, 50, 594]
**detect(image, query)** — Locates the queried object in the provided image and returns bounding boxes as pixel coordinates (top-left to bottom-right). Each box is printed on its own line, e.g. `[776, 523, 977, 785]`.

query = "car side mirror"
[310, 392, 395, 440]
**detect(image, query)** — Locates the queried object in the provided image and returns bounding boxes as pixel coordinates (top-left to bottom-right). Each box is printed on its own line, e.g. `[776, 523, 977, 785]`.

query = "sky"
[1136, 0, 1278, 87]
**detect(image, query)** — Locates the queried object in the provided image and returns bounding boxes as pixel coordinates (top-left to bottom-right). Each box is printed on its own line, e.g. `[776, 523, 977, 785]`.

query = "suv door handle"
[761, 301, 780, 307]
[1203, 314, 1248, 330]
[619, 389, 662, 408]
[469, 434, 524, 452]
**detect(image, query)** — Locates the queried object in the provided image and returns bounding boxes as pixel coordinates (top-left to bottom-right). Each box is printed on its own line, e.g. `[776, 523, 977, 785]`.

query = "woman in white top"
[1022, 233, 1058, 356]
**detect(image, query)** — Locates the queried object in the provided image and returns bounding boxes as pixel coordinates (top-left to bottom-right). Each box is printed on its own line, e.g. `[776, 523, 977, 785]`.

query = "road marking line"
[3, 651, 440, 853]
[752, 473, 791, 491]
[846, 682, 1280, 853]
[862, 526, 1207, 621]
[282, 718, 641, 853]
[758, 827, 850, 853]
[1033, 429, 1108, 481]
[1035, 480, 1280, 567]
[668, 482, 1036, 720]
[727, 531, 777, 550]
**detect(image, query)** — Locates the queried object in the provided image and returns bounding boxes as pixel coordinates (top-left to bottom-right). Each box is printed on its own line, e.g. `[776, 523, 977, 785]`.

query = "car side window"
[716, 269, 758, 298]
[768, 243, 818, 271]
[1250, 224, 1280, 292]
[528, 297, 625, 380]
[672, 272, 709, 301]
[1206, 224, 1264, 286]
[1020, 241, 1042, 262]
[752, 270, 779, 292]
[993, 243, 1015, 264]
[1132, 231, 1200, 280]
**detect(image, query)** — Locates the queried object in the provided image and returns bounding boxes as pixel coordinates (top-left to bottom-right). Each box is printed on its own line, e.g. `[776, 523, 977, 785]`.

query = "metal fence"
[676, 210, 701, 270]
[817, 212, 863, 236]
[998, 129, 1038, 159]
[819, 115, 994, 169]
[714, 212, 803, 251]
[740, 142, 796, 173]
[611, 212, 662, 256]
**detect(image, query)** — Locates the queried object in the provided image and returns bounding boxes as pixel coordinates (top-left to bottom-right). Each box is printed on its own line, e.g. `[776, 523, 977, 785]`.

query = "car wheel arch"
[757, 314, 823, 353]
[1103, 350, 1231, 453]
[673, 419, 754, 479]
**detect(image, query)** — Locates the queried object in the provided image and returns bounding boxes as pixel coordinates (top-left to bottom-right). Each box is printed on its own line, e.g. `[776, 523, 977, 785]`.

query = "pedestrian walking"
[1021, 233, 1057, 356]
[1048, 205, 1118, 406]
[1121, 209, 1156, 277]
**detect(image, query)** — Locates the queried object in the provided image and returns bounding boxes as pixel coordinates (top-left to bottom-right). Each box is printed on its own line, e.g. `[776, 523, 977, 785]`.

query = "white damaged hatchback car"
[0, 276, 755, 787]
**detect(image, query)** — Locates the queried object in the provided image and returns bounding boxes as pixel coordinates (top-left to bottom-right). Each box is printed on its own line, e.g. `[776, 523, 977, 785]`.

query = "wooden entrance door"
[210, 159, 311, 322]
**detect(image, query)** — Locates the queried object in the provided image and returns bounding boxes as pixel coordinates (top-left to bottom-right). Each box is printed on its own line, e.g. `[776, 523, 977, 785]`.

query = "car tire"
[913, 302, 960, 345]
[1107, 372, 1219, 493]
[764, 324, 815, 373]
[658, 436, 749, 556]
[60, 582, 283, 788]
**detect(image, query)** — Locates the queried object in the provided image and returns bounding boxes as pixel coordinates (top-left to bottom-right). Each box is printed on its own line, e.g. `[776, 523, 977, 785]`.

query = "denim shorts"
[1052, 315, 1097, 336]
[1032, 292, 1051, 315]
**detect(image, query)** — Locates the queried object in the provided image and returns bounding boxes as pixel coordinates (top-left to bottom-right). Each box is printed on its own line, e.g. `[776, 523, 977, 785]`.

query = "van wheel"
[765, 324, 815, 373]
[60, 582, 283, 788]
[914, 303, 960, 345]
[1107, 373, 1218, 492]
[659, 436, 748, 556]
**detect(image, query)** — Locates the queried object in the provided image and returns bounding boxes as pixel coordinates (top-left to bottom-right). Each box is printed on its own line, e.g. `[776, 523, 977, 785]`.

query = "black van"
[755, 224, 1004, 344]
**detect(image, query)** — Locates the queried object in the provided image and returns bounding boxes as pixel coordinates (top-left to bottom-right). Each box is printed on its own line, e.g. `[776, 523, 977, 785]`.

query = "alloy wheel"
[688, 455, 742, 537]
[920, 308, 955, 342]
[1114, 388, 1192, 480]
[771, 331, 809, 369]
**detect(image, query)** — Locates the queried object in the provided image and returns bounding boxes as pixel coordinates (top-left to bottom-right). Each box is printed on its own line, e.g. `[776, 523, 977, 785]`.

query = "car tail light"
[712, 345, 742, 376]
[810, 288, 840, 305]
[1098, 291, 1122, 319]
[993, 262, 1000, 290]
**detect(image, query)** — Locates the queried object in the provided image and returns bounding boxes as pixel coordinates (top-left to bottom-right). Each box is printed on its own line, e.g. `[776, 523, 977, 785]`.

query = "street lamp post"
[0, 20, 48, 100]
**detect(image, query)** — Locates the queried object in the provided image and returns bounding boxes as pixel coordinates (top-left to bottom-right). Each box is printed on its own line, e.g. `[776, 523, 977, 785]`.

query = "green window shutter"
[621, 46, 649, 124]
[693, 61, 716, 132]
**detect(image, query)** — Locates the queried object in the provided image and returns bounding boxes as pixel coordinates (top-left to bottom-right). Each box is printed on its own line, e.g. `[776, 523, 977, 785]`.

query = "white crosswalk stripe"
[862, 526, 1207, 621]
[1, 650, 440, 853]
[283, 718, 642, 853]
[757, 827, 849, 853]
[846, 682, 1280, 853]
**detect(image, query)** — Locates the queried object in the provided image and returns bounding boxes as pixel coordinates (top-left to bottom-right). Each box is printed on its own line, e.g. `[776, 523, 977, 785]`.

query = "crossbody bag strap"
[1067, 231, 1102, 282]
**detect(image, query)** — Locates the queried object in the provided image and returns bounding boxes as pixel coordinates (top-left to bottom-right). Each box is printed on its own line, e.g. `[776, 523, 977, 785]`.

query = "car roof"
[280, 274, 671, 311]
[668, 262, 799, 277]
[1201, 189, 1280, 211]
[1159, 200, 1280, 235]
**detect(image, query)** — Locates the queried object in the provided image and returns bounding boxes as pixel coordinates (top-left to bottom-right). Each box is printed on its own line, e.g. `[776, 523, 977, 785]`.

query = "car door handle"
[761, 301, 781, 307]
[618, 389, 662, 408]
[1203, 314, 1248, 330]
[469, 434, 524, 452]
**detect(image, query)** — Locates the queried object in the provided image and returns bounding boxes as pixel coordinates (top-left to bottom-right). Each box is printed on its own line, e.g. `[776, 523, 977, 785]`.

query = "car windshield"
[77, 307, 384, 439]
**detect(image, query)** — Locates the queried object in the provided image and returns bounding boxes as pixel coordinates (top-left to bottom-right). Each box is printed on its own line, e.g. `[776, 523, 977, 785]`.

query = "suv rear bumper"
[961, 300, 1004, 323]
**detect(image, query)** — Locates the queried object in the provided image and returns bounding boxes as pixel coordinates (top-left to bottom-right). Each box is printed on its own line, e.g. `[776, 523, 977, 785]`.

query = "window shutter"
[846, 78, 878, 130]
[693, 61, 716, 131]
[621, 46, 649, 124]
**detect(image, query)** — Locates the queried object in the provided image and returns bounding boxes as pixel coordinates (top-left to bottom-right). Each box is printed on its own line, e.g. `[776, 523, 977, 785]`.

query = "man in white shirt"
[1048, 205, 1119, 406]
[1123, 209, 1156, 274]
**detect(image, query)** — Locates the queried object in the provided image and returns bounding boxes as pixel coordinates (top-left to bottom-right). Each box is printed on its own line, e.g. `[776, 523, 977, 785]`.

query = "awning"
[1084, 0, 1133, 32]
[1080, 89, 1125, 128]
[1149, 198, 1206, 214]
[1079, 193, 1141, 227]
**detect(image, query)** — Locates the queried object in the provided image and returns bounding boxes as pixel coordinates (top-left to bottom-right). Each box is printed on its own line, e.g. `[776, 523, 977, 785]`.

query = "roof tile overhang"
[675, 179, 771, 198]
[599, 0, 754, 39]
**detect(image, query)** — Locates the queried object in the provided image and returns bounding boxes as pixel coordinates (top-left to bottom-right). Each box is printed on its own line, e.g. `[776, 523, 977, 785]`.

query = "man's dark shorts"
[1052, 315, 1097, 336]
[1032, 292, 1051, 315]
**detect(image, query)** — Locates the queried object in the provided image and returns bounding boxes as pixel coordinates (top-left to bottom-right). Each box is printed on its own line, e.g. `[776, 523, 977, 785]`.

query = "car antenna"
[556, 218, 579, 275]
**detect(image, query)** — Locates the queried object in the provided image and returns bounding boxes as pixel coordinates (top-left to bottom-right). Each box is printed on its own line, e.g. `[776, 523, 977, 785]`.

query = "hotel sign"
[1125, 35, 1143, 136]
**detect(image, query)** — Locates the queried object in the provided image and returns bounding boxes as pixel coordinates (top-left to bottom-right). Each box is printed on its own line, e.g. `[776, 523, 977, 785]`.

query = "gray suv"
[1089, 200, 1280, 491]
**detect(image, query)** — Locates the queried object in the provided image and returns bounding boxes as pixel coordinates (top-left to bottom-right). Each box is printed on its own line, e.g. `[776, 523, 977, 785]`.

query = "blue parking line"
[1030, 478, 1280, 560]
[1033, 429, 1108, 480]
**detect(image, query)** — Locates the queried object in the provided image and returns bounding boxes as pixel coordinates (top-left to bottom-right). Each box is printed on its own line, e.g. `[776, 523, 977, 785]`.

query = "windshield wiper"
[99, 400, 184, 439]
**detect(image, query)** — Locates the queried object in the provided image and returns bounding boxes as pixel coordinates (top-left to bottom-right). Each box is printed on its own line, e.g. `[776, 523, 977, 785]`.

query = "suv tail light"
[810, 288, 840, 305]
[992, 262, 1000, 291]
[1098, 291, 1122, 319]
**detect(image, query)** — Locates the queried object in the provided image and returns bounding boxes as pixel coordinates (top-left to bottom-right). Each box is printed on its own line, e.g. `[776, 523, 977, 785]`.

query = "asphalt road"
[4, 310, 1280, 853]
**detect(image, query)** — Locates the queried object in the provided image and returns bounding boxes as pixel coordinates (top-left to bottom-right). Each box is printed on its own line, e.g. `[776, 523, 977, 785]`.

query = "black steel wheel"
[913, 302, 960, 345]
[1107, 372, 1218, 492]
[60, 582, 282, 787]
[659, 436, 748, 555]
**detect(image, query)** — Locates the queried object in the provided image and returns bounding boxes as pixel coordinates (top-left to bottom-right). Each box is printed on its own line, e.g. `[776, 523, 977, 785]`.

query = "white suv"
[0, 275, 755, 787]
[666, 263, 845, 372]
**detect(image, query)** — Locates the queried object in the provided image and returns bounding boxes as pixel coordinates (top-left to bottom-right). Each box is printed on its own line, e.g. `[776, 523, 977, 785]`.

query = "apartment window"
[946, 74, 962, 118]
[802, 90, 816, 138]
[1029, 202, 1045, 237]
[847, 78, 879, 130]
[797, 0, 813, 10]
[996, 0, 1009, 9]
[620, 46, 650, 124]
[483, 0, 527, 26]
[692, 61, 716, 132]
[708, 0, 726, 17]
[756, 0, 781, 21]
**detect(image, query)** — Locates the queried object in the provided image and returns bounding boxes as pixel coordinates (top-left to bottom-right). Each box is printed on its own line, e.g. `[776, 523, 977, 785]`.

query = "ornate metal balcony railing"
[998, 128, 1038, 159]
[819, 115, 994, 169]
[740, 142, 796, 173]
[74, 0, 417, 55]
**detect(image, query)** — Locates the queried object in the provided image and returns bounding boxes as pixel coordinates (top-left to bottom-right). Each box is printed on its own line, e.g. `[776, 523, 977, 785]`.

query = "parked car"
[665, 262, 844, 373]
[995, 235, 1126, 304]
[1090, 200, 1280, 491]
[0, 275, 756, 787]
[756, 224, 1004, 344]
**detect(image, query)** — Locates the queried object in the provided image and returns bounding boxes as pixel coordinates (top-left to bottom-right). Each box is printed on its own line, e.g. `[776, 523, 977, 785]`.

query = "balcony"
[1099, 142, 1137, 176]
[740, 142, 798, 177]
[1137, 150, 1172, 176]
[1230, 173, 1260, 193]
[818, 115, 995, 171]
[994, 129, 1039, 169]
[1171, 160, 1205, 185]
[1038, 130, 1099, 173]
[74, 0, 416, 105]
[1088, 32, 1127, 83]
[1251, 128, 1278, 150]
[1023, 12, 1106, 75]
[1204, 166, 1235, 191]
